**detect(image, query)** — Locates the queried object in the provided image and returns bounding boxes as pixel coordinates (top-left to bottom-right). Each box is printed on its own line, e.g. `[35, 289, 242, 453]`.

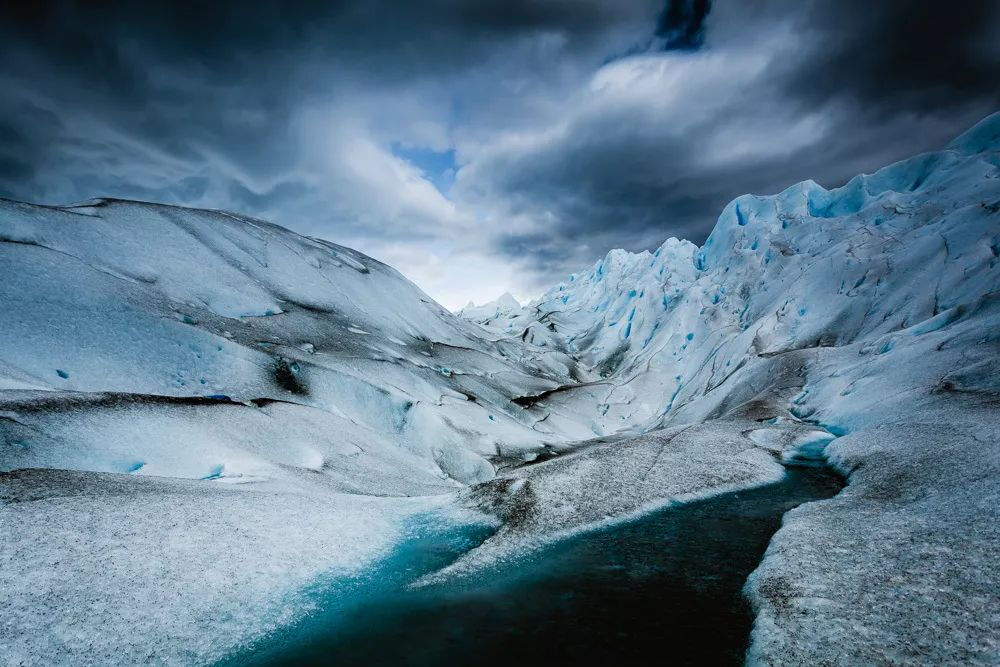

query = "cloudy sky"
[2, 1, 999, 308]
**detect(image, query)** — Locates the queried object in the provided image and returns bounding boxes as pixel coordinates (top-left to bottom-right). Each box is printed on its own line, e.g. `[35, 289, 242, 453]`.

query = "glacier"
[0, 198, 579, 664]
[2, 111, 999, 665]
[459, 112, 1000, 665]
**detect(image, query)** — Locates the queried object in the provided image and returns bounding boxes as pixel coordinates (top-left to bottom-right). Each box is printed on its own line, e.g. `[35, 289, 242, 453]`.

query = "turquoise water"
[218, 513, 496, 667]
[225, 465, 842, 666]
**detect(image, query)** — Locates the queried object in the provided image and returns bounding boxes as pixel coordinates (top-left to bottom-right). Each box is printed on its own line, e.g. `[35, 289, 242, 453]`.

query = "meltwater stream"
[226, 465, 843, 667]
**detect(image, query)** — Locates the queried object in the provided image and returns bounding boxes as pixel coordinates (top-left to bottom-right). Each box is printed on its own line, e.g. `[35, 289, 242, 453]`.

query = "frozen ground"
[0, 196, 584, 484]
[459, 112, 1000, 664]
[0, 467, 462, 665]
[419, 418, 827, 583]
[1, 113, 999, 664]
[746, 400, 1000, 665]
[0, 197, 567, 665]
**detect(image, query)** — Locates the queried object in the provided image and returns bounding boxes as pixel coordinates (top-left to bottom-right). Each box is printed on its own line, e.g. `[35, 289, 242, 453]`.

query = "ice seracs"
[458, 291, 522, 323]
[461, 110, 1000, 665]
[3, 111, 1000, 665]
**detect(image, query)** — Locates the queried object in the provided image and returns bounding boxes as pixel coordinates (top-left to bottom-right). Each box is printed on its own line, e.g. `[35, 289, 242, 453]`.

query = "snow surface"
[745, 402, 1000, 665]
[0, 197, 582, 486]
[458, 291, 522, 322]
[459, 111, 1000, 664]
[2, 111, 999, 664]
[0, 468, 467, 665]
[0, 198, 576, 664]
[417, 418, 822, 584]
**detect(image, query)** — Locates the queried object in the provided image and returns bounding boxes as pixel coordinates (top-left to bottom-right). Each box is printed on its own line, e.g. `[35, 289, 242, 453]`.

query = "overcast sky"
[2, 1, 999, 308]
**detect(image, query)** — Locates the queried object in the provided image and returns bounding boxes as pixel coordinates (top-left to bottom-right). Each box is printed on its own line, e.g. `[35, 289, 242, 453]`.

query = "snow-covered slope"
[3, 112, 999, 665]
[0, 199, 579, 663]
[458, 291, 522, 323]
[0, 198, 588, 488]
[461, 111, 1000, 664]
[466, 112, 1000, 440]
[465, 239, 698, 374]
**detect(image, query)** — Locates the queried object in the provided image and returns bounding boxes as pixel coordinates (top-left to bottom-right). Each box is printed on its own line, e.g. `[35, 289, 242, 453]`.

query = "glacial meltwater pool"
[224, 465, 843, 667]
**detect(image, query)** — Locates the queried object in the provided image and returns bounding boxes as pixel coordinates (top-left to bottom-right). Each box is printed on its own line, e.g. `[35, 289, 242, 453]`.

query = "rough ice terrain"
[2, 112, 999, 665]
[0, 469, 457, 665]
[459, 112, 1000, 665]
[418, 418, 826, 584]
[0, 198, 575, 664]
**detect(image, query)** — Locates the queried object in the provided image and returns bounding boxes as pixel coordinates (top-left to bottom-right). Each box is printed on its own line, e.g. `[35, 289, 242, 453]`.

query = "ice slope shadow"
[230, 465, 843, 667]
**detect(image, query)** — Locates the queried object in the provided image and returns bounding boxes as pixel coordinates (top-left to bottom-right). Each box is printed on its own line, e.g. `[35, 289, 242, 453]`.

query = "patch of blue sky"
[391, 143, 457, 195]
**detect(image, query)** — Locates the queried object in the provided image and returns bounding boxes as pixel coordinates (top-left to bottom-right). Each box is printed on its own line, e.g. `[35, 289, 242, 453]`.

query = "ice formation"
[2, 112, 999, 664]
[461, 111, 1000, 665]
[0, 198, 577, 664]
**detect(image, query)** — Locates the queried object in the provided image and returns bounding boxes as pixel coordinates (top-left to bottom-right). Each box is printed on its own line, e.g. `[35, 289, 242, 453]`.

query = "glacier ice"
[458, 111, 1000, 665]
[0, 198, 581, 664]
[2, 111, 1000, 664]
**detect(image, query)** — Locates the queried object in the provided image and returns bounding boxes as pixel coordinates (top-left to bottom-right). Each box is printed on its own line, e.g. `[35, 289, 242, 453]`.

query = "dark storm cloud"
[461, 0, 1000, 286]
[655, 0, 712, 51]
[0, 0, 658, 215]
[1, 1, 998, 304]
[780, 0, 1000, 113]
[0, 0, 662, 107]
[0, 1, 624, 78]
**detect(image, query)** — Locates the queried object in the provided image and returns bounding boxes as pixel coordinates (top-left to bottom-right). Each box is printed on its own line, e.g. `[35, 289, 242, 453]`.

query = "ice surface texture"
[0, 197, 587, 485]
[460, 111, 1000, 665]
[0, 199, 580, 665]
[2, 111, 999, 664]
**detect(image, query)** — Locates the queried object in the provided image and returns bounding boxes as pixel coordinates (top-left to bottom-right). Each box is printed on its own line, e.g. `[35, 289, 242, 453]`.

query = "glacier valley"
[2, 112, 999, 665]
